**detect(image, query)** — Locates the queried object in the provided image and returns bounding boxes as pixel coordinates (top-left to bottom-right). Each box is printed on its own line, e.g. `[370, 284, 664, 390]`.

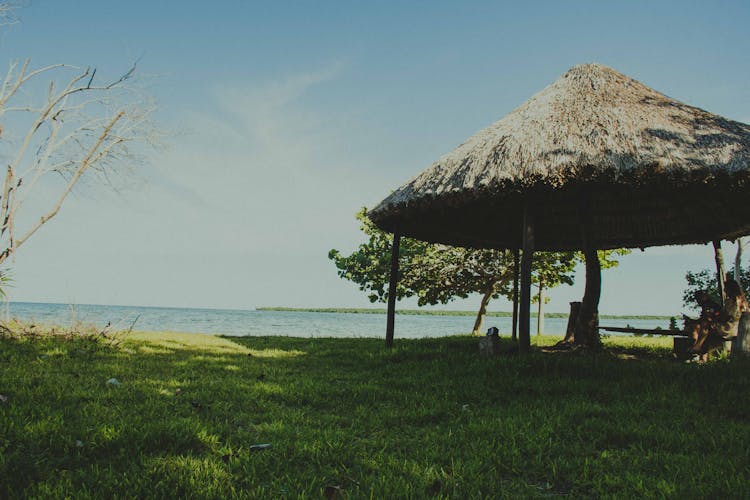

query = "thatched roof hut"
[369, 64, 750, 349]
[369, 64, 750, 251]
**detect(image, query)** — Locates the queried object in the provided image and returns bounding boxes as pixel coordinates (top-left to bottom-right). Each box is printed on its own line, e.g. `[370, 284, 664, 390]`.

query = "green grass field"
[1, 331, 748, 498]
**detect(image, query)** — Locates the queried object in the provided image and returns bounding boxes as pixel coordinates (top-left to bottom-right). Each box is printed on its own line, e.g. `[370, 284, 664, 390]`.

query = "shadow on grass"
[1, 332, 749, 498]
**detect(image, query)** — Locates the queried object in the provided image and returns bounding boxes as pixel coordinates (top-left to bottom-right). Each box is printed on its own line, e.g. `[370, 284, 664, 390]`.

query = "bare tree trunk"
[536, 280, 544, 336]
[472, 287, 494, 334]
[385, 231, 401, 348]
[714, 240, 726, 307]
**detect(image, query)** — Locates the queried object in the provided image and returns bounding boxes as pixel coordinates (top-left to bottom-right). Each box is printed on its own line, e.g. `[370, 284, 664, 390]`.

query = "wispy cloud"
[141, 60, 380, 257]
[211, 61, 346, 153]
[216, 61, 344, 113]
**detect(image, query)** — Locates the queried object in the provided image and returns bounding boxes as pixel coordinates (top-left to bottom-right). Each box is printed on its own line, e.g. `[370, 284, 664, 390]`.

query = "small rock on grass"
[249, 443, 272, 451]
[0, 394, 8, 403]
[324, 485, 341, 499]
[106, 378, 121, 386]
[75, 440, 84, 448]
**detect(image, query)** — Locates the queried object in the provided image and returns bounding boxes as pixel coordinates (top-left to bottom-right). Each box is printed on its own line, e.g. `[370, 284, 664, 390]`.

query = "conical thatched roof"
[369, 64, 750, 250]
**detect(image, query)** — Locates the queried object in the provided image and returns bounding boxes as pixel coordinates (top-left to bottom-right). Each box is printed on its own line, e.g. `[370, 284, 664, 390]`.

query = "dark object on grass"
[190, 400, 203, 410]
[324, 485, 341, 499]
[673, 337, 694, 360]
[256, 373, 266, 381]
[479, 327, 500, 356]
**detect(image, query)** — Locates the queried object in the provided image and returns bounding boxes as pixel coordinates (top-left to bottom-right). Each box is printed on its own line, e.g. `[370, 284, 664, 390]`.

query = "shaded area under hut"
[368, 63, 750, 351]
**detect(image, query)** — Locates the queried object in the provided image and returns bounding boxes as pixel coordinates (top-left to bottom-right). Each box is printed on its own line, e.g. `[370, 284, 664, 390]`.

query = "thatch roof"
[369, 64, 750, 251]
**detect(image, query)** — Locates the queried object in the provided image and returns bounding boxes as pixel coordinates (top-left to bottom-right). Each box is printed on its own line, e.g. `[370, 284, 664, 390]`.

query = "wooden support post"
[512, 249, 519, 342]
[519, 207, 534, 353]
[713, 240, 726, 307]
[385, 231, 401, 349]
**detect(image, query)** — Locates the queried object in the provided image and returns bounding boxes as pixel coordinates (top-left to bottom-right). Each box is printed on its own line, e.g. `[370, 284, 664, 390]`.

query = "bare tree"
[0, 59, 156, 271]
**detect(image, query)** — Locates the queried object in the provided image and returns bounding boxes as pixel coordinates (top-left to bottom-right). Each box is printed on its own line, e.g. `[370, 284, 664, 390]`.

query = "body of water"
[4, 302, 674, 339]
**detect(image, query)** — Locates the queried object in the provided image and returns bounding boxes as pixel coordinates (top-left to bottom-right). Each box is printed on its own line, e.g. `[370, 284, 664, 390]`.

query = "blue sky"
[2, 0, 749, 315]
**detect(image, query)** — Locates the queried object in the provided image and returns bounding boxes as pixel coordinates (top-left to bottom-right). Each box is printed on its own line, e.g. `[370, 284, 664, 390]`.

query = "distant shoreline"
[257, 307, 673, 321]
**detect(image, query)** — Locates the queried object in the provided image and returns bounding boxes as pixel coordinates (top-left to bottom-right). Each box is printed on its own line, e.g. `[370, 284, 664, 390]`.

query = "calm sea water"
[4, 302, 673, 339]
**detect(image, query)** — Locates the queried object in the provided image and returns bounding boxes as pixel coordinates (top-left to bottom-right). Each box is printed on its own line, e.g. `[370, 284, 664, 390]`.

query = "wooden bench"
[598, 326, 685, 337]
[598, 325, 692, 357]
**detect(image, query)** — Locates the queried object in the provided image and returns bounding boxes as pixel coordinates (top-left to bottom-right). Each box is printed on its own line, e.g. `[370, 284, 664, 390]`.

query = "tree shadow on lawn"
[1, 333, 749, 498]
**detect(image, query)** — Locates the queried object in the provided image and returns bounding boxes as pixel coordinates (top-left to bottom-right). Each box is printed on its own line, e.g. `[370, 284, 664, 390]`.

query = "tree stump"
[732, 312, 750, 357]
[673, 336, 693, 360]
[563, 302, 581, 343]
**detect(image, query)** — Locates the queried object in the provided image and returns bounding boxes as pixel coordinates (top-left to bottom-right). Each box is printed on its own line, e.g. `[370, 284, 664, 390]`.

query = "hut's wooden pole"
[519, 207, 534, 352]
[512, 249, 519, 342]
[713, 240, 726, 306]
[385, 231, 401, 349]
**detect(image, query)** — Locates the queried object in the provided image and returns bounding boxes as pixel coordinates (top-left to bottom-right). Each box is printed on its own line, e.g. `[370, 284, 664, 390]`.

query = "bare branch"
[0, 166, 12, 238]
[86, 67, 96, 89]
[105, 61, 136, 89]
[0, 56, 158, 270]
[1, 111, 125, 264]
[0, 61, 73, 112]
[0, 1, 26, 27]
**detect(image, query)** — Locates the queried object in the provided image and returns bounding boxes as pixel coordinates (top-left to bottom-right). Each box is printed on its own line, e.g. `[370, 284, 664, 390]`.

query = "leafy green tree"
[409, 244, 515, 333]
[683, 266, 750, 310]
[331, 209, 622, 335]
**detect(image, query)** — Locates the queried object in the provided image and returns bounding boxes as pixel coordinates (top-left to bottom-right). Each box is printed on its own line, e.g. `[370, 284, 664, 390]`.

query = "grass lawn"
[1, 331, 749, 498]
